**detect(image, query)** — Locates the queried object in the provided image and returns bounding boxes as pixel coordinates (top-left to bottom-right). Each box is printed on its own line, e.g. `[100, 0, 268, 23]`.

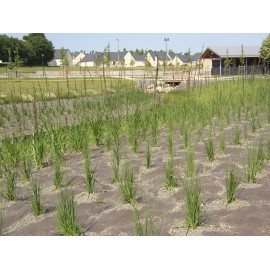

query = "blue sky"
[4, 33, 268, 54]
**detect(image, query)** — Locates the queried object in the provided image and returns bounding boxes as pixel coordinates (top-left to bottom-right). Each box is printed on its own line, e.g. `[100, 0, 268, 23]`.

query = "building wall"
[73, 52, 86, 66]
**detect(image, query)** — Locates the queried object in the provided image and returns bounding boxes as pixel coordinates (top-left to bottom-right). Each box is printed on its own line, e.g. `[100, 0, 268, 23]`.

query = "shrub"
[205, 137, 215, 162]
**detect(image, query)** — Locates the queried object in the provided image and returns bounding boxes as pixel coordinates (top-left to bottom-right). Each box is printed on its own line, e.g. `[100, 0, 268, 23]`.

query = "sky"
[3, 33, 268, 54]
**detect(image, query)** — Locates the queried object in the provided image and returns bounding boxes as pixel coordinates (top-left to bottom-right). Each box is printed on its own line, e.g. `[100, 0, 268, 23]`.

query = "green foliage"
[4, 168, 16, 201]
[165, 159, 178, 190]
[119, 162, 136, 204]
[22, 33, 54, 65]
[185, 149, 196, 179]
[54, 154, 63, 189]
[82, 144, 96, 194]
[21, 156, 32, 182]
[184, 178, 201, 229]
[259, 34, 270, 62]
[133, 207, 162, 236]
[57, 189, 81, 236]
[219, 132, 226, 155]
[205, 137, 215, 162]
[32, 133, 45, 169]
[226, 167, 240, 204]
[30, 178, 42, 216]
[146, 143, 151, 169]
[246, 148, 257, 183]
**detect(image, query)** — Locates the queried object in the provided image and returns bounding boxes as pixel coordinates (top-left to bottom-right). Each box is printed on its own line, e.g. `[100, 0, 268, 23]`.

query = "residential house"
[48, 49, 74, 66]
[80, 52, 102, 67]
[71, 51, 86, 66]
[130, 52, 146, 67]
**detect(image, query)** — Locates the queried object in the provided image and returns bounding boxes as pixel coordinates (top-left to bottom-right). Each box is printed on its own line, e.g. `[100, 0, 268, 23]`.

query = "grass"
[57, 189, 82, 236]
[0, 77, 137, 103]
[21, 156, 32, 182]
[233, 125, 241, 145]
[185, 148, 196, 179]
[31, 133, 45, 169]
[146, 143, 151, 169]
[82, 144, 96, 194]
[205, 137, 215, 162]
[4, 168, 16, 201]
[246, 148, 257, 183]
[54, 154, 63, 189]
[132, 207, 162, 236]
[219, 132, 226, 155]
[119, 162, 136, 204]
[256, 140, 265, 173]
[226, 167, 240, 204]
[165, 159, 178, 191]
[184, 178, 201, 229]
[30, 178, 42, 216]
[111, 143, 121, 183]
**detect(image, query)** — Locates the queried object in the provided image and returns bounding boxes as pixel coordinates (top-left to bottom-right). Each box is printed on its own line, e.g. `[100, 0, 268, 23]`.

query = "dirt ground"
[1, 111, 270, 236]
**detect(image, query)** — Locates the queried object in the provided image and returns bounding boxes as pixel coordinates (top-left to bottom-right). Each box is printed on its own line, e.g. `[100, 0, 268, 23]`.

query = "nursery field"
[1, 76, 270, 236]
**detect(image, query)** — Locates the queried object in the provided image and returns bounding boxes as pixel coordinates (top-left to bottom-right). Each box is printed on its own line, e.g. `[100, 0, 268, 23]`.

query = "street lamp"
[164, 38, 169, 75]
[41, 54, 45, 76]
[116, 38, 120, 77]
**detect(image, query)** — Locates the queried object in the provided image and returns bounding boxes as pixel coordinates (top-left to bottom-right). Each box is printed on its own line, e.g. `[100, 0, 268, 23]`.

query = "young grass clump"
[185, 148, 196, 179]
[226, 167, 240, 204]
[184, 178, 201, 230]
[219, 132, 226, 155]
[256, 140, 265, 173]
[165, 159, 178, 191]
[168, 133, 174, 158]
[31, 133, 45, 169]
[233, 125, 241, 145]
[30, 178, 42, 216]
[4, 168, 16, 201]
[21, 156, 32, 182]
[82, 144, 96, 194]
[133, 207, 162, 236]
[246, 148, 257, 183]
[119, 162, 136, 204]
[111, 143, 121, 183]
[54, 155, 63, 189]
[205, 137, 215, 162]
[57, 189, 81, 236]
[146, 143, 151, 169]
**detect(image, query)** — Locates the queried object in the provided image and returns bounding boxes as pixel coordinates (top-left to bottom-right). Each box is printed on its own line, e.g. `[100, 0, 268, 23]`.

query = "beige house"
[48, 49, 74, 67]
[71, 51, 86, 66]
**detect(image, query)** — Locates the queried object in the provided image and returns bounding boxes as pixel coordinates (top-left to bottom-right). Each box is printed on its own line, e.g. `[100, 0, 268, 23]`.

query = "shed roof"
[202, 46, 260, 58]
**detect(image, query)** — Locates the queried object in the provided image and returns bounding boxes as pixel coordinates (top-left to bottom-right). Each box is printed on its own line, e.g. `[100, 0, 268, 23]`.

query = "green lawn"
[0, 77, 138, 103]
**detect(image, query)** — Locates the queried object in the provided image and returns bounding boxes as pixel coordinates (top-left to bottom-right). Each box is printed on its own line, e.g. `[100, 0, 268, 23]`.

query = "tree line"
[0, 33, 54, 66]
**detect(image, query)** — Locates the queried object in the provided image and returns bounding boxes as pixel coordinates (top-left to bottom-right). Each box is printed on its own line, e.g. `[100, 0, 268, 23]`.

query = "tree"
[239, 45, 245, 66]
[23, 33, 54, 66]
[224, 49, 232, 76]
[259, 34, 270, 63]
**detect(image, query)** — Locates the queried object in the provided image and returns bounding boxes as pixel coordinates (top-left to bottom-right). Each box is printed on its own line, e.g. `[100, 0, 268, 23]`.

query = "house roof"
[192, 52, 202, 61]
[202, 46, 260, 58]
[81, 53, 102, 62]
[131, 52, 146, 61]
[54, 49, 70, 59]
[71, 51, 81, 58]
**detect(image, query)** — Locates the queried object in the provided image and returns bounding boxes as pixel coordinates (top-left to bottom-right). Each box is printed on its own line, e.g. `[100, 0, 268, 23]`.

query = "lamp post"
[116, 38, 120, 78]
[41, 54, 44, 76]
[164, 38, 169, 74]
